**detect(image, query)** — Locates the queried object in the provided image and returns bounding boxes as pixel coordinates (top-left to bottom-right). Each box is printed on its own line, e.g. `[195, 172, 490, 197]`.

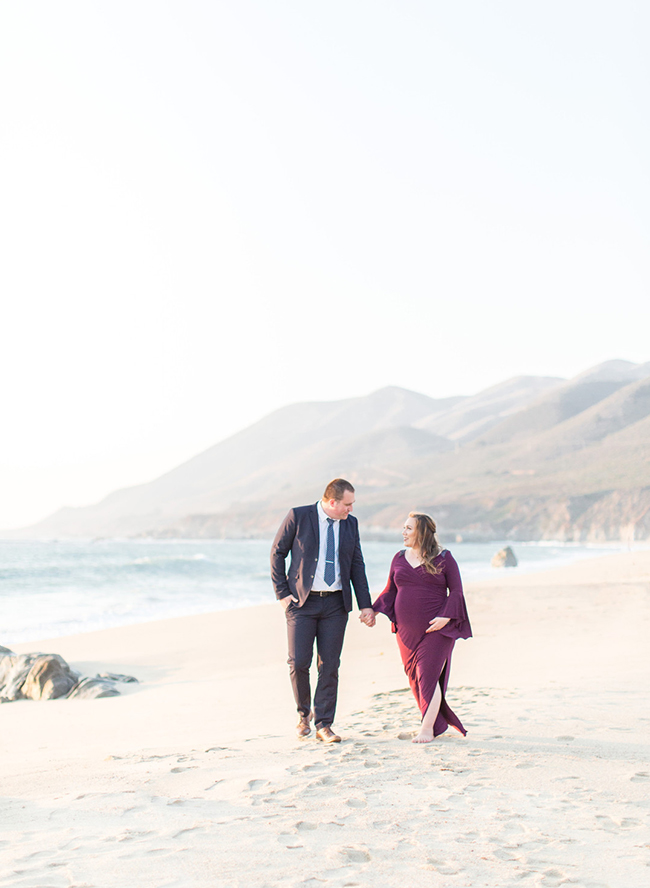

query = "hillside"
[416, 375, 562, 441]
[12, 360, 650, 542]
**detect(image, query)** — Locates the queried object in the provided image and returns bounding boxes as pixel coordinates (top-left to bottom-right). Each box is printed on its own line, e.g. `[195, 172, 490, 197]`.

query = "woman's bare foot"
[412, 728, 434, 744]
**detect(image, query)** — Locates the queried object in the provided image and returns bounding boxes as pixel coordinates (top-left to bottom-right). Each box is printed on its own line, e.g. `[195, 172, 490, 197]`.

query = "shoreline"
[2, 549, 649, 887]
[6, 547, 649, 757]
[4, 541, 644, 647]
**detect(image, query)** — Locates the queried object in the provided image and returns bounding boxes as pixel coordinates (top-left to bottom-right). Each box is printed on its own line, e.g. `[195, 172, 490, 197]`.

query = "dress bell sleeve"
[372, 554, 400, 631]
[437, 551, 472, 640]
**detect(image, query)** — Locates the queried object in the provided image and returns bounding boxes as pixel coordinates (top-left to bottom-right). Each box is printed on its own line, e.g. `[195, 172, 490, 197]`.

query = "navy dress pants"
[285, 592, 348, 729]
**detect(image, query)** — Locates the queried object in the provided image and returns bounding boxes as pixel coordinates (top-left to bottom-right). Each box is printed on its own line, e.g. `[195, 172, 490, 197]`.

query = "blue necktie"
[324, 518, 336, 586]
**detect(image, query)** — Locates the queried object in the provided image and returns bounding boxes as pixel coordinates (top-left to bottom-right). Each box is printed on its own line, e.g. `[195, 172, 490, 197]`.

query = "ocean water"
[0, 537, 635, 645]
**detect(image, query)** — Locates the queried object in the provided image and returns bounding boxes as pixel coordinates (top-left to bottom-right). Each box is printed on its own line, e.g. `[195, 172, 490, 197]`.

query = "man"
[271, 478, 375, 743]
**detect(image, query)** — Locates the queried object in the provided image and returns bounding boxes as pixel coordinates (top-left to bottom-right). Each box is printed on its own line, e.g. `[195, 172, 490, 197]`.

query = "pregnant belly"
[394, 589, 447, 633]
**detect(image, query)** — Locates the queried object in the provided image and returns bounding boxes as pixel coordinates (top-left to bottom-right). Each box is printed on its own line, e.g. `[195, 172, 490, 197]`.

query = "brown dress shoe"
[296, 716, 311, 738]
[315, 725, 341, 743]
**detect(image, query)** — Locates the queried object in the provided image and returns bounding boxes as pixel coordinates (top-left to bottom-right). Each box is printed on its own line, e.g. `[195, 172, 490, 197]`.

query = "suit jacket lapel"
[309, 503, 319, 548]
[338, 514, 349, 558]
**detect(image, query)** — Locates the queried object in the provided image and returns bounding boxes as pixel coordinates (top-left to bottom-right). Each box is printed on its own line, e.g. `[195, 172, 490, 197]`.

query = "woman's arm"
[371, 554, 400, 624]
[428, 551, 472, 638]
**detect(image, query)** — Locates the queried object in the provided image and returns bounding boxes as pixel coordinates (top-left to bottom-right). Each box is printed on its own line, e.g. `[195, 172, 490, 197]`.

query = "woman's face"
[402, 516, 418, 548]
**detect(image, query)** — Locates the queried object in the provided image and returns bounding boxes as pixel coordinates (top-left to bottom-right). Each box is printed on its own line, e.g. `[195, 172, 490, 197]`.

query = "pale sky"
[1, 1, 649, 529]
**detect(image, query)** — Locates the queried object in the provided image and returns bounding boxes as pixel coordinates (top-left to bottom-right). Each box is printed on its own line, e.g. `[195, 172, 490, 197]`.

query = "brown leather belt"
[310, 590, 342, 597]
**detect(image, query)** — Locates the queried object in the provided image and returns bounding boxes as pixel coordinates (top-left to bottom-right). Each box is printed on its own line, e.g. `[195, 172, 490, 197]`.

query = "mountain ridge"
[10, 361, 650, 542]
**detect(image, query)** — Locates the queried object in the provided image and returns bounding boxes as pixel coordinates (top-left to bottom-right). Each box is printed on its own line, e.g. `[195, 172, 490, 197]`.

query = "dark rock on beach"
[67, 676, 122, 699]
[97, 672, 139, 683]
[491, 546, 518, 568]
[0, 652, 53, 701]
[22, 654, 79, 700]
[0, 648, 137, 702]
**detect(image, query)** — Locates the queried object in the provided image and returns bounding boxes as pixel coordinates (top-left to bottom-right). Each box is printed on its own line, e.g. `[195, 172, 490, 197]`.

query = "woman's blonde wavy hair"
[409, 512, 443, 575]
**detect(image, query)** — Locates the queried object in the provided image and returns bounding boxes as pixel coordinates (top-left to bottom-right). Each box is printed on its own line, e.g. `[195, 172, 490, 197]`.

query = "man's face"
[324, 491, 355, 520]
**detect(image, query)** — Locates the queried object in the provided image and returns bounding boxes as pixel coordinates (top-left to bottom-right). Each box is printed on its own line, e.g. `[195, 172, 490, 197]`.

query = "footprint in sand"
[346, 798, 366, 808]
[316, 775, 337, 786]
[340, 750, 362, 761]
[322, 864, 361, 882]
[494, 848, 520, 861]
[339, 846, 371, 863]
[246, 779, 269, 791]
[630, 771, 649, 782]
[296, 821, 318, 832]
[426, 857, 459, 875]
[539, 867, 567, 887]
[115, 829, 154, 842]
[293, 763, 325, 773]
[455, 831, 479, 844]
[278, 838, 304, 849]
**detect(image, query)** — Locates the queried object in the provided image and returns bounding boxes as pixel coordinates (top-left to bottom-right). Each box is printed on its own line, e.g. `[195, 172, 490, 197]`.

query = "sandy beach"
[2, 550, 649, 888]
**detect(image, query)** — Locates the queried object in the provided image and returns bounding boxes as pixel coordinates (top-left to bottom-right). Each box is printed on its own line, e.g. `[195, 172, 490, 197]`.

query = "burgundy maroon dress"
[373, 549, 472, 737]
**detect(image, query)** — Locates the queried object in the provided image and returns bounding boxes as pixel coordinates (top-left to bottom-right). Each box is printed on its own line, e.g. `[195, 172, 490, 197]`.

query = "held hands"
[426, 616, 450, 633]
[281, 597, 376, 627]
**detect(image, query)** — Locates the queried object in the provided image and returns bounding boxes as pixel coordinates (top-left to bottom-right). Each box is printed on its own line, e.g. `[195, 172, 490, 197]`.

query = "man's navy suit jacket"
[270, 503, 371, 613]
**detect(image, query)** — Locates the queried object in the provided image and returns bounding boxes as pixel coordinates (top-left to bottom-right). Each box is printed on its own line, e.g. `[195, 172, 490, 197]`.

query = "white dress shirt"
[312, 501, 342, 590]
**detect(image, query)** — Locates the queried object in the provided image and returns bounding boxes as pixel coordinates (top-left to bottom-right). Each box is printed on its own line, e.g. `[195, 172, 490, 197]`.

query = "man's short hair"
[323, 478, 355, 502]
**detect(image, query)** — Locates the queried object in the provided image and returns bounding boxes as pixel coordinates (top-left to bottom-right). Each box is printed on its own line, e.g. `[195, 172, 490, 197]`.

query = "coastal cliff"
[133, 486, 650, 543]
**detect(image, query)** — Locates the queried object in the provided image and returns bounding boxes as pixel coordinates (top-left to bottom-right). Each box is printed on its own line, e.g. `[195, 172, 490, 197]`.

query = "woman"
[372, 513, 472, 743]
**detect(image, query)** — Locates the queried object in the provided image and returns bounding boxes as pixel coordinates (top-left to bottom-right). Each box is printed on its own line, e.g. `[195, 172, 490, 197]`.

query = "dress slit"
[398, 631, 466, 737]
[433, 657, 466, 737]
[420, 657, 447, 722]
